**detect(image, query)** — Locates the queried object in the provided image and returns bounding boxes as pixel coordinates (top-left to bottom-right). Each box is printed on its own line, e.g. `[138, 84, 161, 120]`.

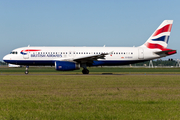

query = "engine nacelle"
[55, 61, 80, 71]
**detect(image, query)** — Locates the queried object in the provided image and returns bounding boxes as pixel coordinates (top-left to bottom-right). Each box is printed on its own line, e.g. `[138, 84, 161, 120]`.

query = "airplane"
[3, 20, 176, 74]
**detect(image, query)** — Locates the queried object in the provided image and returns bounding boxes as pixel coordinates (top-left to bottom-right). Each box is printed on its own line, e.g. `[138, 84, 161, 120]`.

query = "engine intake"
[55, 61, 80, 71]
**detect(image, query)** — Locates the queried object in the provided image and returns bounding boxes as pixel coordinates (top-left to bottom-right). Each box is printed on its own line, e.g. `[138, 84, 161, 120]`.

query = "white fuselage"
[3, 46, 162, 66]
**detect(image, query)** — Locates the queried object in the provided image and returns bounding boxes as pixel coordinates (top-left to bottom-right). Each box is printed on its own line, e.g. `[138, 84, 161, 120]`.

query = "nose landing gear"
[25, 66, 29, 74]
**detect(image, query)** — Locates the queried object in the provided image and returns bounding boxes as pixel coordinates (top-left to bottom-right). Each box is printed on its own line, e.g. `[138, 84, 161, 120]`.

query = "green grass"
[0, 75, 180, 119]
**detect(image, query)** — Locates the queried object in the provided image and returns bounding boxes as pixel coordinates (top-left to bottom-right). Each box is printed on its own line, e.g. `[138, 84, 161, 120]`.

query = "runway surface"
[1, 73, 180, 76]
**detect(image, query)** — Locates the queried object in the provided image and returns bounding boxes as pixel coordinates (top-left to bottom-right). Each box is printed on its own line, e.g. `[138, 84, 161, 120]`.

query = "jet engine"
[55, 61, 80, 71]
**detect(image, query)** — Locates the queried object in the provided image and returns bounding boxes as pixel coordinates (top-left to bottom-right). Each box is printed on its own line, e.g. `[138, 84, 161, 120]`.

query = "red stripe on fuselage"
[21, 49, 41, 52]
[153, 24, 172, 37]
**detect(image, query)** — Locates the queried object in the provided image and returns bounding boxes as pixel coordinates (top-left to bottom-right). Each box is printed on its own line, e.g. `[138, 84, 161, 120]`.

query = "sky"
[1, 0, 180, 61]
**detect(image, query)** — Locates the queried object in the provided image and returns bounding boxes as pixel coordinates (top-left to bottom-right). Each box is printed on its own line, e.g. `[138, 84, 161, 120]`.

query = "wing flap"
[73, 53, 109, 62]
[54, 52, 112, 63]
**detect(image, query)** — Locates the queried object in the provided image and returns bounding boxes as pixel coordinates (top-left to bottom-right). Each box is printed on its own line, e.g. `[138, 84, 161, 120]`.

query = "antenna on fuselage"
[103, 45, 106, 47]
[28, 45, 30, 47]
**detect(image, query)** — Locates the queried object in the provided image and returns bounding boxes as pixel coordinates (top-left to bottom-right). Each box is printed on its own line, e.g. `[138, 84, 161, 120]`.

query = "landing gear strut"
[25, 66, 29, 74]
[81, 63, 89, 74]
[82, 68, 89, 74]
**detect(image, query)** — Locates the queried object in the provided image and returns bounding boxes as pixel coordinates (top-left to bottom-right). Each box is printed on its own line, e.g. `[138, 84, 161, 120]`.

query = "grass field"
[0, 67, 180, 119]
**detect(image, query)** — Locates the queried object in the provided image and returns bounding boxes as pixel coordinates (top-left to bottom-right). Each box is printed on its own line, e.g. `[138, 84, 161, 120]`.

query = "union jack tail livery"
[143, 20, 173, 49]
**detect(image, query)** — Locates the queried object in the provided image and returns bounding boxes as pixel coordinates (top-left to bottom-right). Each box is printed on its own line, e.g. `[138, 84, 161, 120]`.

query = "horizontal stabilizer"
[154, 49, 176, 55]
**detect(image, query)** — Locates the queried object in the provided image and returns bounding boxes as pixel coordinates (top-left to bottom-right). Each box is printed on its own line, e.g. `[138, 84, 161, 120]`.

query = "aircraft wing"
[54, 52, 112, 63]
[73, 52, 111, 63]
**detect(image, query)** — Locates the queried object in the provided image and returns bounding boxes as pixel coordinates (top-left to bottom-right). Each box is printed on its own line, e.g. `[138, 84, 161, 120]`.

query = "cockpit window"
[10, 51, 18, 54]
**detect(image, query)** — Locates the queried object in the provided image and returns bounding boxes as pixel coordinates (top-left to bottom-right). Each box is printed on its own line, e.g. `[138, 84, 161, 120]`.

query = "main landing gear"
[25, 66, 29, 74]
[81, 63, 89, 74]
[82, 68, 89, 74]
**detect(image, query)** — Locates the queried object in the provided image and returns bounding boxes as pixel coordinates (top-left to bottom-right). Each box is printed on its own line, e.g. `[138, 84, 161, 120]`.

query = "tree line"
[133, 59, 177, 66]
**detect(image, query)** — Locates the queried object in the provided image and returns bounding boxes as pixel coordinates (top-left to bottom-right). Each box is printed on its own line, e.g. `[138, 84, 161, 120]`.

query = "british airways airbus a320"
[3, 20, 176, 74]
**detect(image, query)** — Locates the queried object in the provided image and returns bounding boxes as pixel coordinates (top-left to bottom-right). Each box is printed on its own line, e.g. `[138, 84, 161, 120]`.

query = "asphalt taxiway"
[1, 74, 180, 76]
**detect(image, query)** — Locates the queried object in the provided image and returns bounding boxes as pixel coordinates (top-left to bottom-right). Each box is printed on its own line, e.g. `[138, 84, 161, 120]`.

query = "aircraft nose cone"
[3, 55, 10, 62]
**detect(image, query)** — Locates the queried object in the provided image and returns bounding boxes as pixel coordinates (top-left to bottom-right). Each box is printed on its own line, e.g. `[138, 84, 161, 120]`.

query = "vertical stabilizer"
[141, 20, 173, 50]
